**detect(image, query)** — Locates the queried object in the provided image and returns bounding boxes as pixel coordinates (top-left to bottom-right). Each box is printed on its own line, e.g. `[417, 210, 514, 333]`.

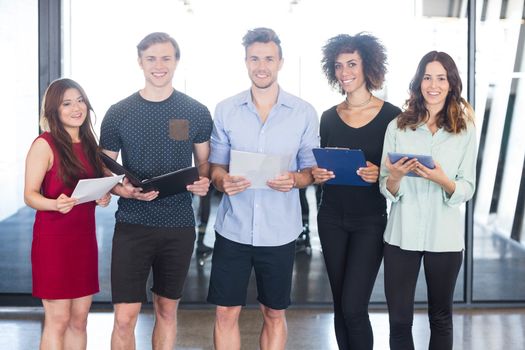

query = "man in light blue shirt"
[207, 28, 319, 350]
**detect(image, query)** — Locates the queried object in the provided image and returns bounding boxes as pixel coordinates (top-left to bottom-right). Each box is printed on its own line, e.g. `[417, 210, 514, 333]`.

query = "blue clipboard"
[312, 148, 370, 186]
[387, 152, 435, 177]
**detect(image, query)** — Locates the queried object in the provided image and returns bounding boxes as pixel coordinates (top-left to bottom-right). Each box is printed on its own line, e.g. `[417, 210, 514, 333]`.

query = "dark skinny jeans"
[318, 208, 386, 350]
[384, 243, 463, 350]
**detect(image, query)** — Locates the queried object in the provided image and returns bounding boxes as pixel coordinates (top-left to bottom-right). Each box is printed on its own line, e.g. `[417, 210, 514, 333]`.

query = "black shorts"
[207, 233, 296, 310]
[111, 222, 195, 303]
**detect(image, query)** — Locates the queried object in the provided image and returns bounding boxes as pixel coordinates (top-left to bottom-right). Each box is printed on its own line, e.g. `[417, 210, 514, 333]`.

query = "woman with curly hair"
[313, 33, 401, 349]
[380, 51, 476, 350]
[24, 78, 111, 349]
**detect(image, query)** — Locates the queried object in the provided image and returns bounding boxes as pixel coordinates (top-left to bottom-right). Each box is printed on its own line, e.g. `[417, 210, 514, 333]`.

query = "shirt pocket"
[169, 119, 189, 141]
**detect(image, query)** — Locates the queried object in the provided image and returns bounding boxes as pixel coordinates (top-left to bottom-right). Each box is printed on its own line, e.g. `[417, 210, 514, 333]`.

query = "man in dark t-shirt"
[100, 32, 212, 350]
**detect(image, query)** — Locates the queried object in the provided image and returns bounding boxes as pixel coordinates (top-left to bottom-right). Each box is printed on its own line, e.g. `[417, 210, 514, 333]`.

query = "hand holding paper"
[96, 192, 112, 207]
[56, 193, 77, 214]
[222, 174, 251, 196]
[71, 175, 124, 205]
[266, 172, 295, 192]
[229, 150, 292, 189]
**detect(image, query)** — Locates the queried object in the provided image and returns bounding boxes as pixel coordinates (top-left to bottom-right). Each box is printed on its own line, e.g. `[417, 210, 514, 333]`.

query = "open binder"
[312, 148, 370, 186]
[101, 153, 199, 199]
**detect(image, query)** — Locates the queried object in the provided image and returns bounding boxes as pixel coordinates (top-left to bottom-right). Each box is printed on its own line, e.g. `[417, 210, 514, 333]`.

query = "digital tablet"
[387, 152, 435, 177]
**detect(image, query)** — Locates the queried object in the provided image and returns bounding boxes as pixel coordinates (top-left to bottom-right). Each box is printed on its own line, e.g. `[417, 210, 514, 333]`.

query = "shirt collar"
[236, 86, 294, 109]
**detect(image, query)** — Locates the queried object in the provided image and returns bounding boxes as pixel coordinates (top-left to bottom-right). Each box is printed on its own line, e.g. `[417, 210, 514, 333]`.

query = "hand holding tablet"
[387, 152, 435, 177]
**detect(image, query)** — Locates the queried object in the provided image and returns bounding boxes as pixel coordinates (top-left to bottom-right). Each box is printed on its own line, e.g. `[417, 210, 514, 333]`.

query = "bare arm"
[193, 141, 210, 178]
[267, 168, 314, 192]
[385, 156, 418, 196]
[24, 139, 77, 213]
[210, 163, 250, 196]
[187, 141, 211, 196]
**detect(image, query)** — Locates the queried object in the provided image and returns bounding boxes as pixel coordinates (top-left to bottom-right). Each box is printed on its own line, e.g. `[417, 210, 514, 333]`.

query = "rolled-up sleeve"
[443, 123, 477, 207]
[209, 103, 231, 165]
[379, 120, 403, 202]
[297, 104, 319, 170]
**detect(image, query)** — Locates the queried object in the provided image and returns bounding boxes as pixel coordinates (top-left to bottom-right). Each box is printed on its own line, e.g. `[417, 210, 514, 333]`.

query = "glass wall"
[63, 0, 470, 303]
[2, 0, 525, 307]
[473, 0, 525, 301]
[0, 0, 39, 295]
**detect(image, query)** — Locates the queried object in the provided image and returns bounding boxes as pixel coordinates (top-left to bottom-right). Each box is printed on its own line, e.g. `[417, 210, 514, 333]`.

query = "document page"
[229, 150, 292, 189]
[71, 175, 124, 204]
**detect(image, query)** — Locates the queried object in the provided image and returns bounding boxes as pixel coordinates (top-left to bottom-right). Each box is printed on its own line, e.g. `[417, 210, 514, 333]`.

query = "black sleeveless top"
[319, 101, 401, 218]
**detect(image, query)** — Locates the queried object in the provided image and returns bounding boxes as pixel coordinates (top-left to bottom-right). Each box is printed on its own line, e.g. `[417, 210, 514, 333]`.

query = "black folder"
[101, 153, 199, 199]
[312, 148, 370, 186]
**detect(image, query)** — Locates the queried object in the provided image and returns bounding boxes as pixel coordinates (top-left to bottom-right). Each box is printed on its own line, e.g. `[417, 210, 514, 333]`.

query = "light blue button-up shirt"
[209, 88, 319, 247]
[379, 119, 477, 252]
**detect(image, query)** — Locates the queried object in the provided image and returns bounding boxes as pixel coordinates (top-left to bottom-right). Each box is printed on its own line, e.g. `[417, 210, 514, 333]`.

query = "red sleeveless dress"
[31, 132, 99, 299]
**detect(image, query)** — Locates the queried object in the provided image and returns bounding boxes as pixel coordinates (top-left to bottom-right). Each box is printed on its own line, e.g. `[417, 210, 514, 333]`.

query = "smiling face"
[138, 41, 178, 90]
[245, 41, 283, 90]
[334, 51, 367, 95]
[421, 60, 450, 111]
[58, 88, 87, 133]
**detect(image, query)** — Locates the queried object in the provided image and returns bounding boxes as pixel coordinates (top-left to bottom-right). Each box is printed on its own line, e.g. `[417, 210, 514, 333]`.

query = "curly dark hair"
[321, 32, 387, 94]
[397, 51, 474, 134]
[242, 27, 282, 59]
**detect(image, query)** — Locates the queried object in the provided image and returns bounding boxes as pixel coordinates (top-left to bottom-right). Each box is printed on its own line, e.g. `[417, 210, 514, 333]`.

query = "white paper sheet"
[229, 150, 292, 189]
[71, 175, 124, 204]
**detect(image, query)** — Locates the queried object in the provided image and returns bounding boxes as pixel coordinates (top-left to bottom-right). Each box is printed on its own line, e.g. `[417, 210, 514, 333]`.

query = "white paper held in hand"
[229, 150, 292, 189]
[71, 174, 124, 205]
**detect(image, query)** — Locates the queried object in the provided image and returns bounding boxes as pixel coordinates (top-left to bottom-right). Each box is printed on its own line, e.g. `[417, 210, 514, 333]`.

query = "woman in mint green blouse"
[379, 51, 476, 350]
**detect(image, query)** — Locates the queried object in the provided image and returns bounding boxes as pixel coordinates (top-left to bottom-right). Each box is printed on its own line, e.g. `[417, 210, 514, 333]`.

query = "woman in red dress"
[24, 78, 111, 349]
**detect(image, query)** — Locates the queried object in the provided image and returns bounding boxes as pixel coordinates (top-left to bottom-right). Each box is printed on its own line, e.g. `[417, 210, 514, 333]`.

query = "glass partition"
[63, 0, 470, 303]
[0, 0, 39, 296]
[2, 0, 525, 307]
[473, 0, 525, 300]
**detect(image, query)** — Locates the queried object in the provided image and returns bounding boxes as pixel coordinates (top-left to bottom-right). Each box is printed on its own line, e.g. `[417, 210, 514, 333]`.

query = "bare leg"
[63, 295, 92, 350]
[111, 302, 141, 350]
[214, 305, 242, 350]
[40, 299, 72, 350]
[152, 294, 179, 350]
[260, 304, 287, 350]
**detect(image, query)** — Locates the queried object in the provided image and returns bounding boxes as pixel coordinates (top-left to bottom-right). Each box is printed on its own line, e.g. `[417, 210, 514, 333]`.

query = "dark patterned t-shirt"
[100, 90, 213, 228]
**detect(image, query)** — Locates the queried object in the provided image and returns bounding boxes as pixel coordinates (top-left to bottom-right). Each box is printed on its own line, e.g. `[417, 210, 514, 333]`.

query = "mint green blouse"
[379, 119, 477, 252]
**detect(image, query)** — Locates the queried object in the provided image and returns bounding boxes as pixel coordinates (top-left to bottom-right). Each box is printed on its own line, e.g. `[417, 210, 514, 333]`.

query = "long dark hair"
[39, 78, 105, 186]
[397, 51, 474, 133]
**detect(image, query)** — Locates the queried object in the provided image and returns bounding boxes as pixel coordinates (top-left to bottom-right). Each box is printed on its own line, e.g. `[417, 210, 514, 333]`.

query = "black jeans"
[384, 243, 463, 350]
[318, 208, 386, 350]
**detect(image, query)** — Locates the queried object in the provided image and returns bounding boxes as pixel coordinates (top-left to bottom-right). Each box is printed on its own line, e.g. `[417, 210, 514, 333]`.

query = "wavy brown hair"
[39, 78, 105, 186]
[321, 32, 387, 95]
[398, 51, 474, 133]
